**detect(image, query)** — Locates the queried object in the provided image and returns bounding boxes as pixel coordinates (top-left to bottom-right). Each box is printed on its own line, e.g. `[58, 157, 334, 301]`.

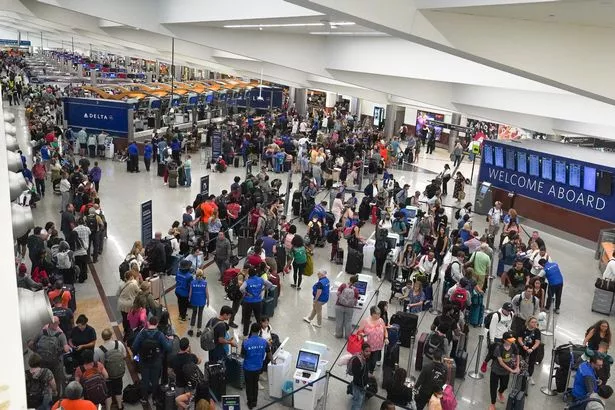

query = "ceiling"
[1, 0, 615, 140]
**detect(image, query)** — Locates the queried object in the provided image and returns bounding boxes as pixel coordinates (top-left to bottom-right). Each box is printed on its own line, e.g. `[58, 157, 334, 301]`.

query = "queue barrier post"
[542, 303, 554, 337]
[468, 334, 485, 380]
[429, 280, 442, 315]
[540, 347, 559, 396]
[484, 275, 495, 314]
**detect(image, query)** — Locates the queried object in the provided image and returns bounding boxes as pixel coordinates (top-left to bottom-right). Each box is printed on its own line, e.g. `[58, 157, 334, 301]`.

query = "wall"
[360, 99, 385, 118]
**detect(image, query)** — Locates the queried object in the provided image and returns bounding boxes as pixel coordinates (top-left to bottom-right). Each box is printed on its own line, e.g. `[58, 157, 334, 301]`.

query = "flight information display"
[569, 163, 581, 188]
[542, 157, 553, 180]
[505, 149, 515, 170]
[529, 154, 539, 176]
[517, 151, 527, 174]
[483, 145, 494, 165]
[584, 166, 596, 192]
[555, 160, 567, 184]
[494, 146, 504, 167]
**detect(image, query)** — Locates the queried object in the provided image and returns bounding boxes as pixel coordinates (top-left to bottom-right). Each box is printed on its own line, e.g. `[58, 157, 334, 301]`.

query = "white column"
[350, 97, 361, 117]
[295, 88, 308, 117]
[384, 104, 397, 139]
[325, 92, 337, 108]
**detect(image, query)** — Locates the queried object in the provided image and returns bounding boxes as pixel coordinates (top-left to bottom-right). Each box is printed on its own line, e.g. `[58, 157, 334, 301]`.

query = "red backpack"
[451, 287, 468, 311]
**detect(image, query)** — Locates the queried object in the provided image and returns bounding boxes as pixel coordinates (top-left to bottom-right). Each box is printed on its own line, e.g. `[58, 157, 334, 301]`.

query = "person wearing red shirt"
[48, 280, 72, 309]
[52, 381, 97, 410]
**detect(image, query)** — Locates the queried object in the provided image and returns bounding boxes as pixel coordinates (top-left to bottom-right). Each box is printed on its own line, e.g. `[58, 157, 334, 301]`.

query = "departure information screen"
[483, 145, 493, 165]
[517, 151, 527, 174]
[529, 154, 539, 176]
[505, 149, 515, 170]
[542, 157, 553, 180]
[494, 146, 504, 167]
[569, 164, 581, 188]
[584, 166, 596, 192]
[555, 160, 567, 184]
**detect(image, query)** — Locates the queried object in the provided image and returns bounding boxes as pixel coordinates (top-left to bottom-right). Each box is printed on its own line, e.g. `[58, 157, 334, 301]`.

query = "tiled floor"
[12, 106, 613, 410]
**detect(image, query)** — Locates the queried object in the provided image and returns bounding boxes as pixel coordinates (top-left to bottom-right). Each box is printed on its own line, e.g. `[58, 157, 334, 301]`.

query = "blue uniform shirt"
[544, 262, 563, 286]
[243, 276, 265, 303]
[572, 361, 597, 399]
[242, 335, 269, 372]
[189, 279, 207, 307]
[128, 143, 138, 156]
[144, 144, 153, 160]
[175, 270, 193, 298]
[313, 277, 330, 303]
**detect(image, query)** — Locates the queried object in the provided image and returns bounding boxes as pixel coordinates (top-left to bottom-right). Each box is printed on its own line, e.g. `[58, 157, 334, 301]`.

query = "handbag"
[595, 278, 615, 292]
[347, 333, 364, 355]
[458, 191, 466, 200]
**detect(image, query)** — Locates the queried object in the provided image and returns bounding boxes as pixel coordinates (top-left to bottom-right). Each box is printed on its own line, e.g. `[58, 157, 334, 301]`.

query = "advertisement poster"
[497, 124, 532, 140]
[416, 111, 445, 141]
[466, 118, 500, 141]
[63, 97, 130, 136]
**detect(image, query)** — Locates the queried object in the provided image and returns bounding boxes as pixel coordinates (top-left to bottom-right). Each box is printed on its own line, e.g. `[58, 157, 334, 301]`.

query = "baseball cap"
[502, 302, 514, 312]
[502, 331, 516, 343]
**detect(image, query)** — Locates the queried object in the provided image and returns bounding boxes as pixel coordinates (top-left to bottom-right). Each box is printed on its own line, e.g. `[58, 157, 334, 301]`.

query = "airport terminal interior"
[2, 1, 615, 410]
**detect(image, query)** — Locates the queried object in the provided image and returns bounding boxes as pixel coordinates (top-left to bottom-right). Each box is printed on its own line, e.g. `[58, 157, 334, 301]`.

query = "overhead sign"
[427, 119, 470, 133]
[141, 200, 153, 246]
[200, 175, 210, 196]
[63, 97, 130, 136]
[222, 395, 241, 410]
[0, 39, 31, 47]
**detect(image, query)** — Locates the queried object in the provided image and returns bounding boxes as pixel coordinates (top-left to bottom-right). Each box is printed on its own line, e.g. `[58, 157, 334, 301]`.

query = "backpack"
[118, 258, 132, 281]
[99, 341, 126, 379]
[139, 332, 161, 362]
[161, 239, 173, 261]
[444, 261, 459, 281]
[200, 319, 224, 351]
[375, 238, 388, 253]
[326, 229, 338, 243]
[80, 363, 108, 404]
[514, 293, 537, 311]
[86, 214, 99, 233]
[451, 287, 468, 311]
[346, 353, 365, 375]
[424, 332, 445, 360]
[454, 208, 461, 220]
[338, 285, 357, 307]
[483, 311, 501, 330]
[56, 251, 71, 269]
[37, 329, 61, 366]
[25, 370, 45, 408]
[225, 279, 243, 302]
[441, 384, 458, 410]
[182, 362, 205, 388]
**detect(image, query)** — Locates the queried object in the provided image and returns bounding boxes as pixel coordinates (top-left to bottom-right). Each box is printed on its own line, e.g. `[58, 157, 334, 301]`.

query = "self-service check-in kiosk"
[327, 273, 374, 325]
[474, 181, 494, 215]
[293, 349, 325, 410]
[268, 337, 292, 399]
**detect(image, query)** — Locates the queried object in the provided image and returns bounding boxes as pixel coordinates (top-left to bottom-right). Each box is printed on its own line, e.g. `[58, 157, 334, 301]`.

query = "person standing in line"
[205, 305, 237, 363]
[290, 236, 308, 290]
[51, 381, 96, 410]
[452, 171, 466, 202]
[453, 139, 463, 168]
[539, 258, 564, 314]
[77, 128, 88, 157]
[303, 270, 330, 327]
[127, 141, 139, 173]
[32, 158, 47, 198]
[96, 130, 106, 158]
[481, 302, 514, 373]
[183, 154, 192, 187]
[350, 342, 372, 410]
[187, 269, 209, 337]
[59, 172, 71, 212]
[488, 332, 520, 410]
[487, 201, 503, 238]
[143, 140, 152, 172]
[87, 133, 97, 158]
[88, 162, 102, 193]
[240, 266, 273, 337]
[242, 322, 271, 410]
[357, 306, 388, 372]
[214, 231, 232, 281]
[93, 328, 128, 410]
[517, 316, 541, 386]
[415, 350, 447, 410]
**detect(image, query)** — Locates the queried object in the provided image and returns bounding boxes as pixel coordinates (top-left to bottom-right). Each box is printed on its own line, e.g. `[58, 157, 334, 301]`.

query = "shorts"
[107, 377, 123, 396]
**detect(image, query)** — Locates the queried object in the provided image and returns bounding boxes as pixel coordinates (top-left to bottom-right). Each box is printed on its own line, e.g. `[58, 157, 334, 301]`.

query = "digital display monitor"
[404, 207, 417, 219]
[555, 160, 566, 184]
[529, 154, 539, 176]
[541, 157, 553, 180]
[517, 151, 527, 174]
[296, 350, 320, 373]
[569, 164, 581, 188]
[494, 146, 504, 167]
[479, 183, 490, 196]
[386, 237, 397, 250]
[205, 94, 214, 104]
[355, 281, 368, 296]
[584, 166, 596, 192]
[483, 145, 494, 165]
[598, 171, 612, 196]
[505, 149, 515, 170]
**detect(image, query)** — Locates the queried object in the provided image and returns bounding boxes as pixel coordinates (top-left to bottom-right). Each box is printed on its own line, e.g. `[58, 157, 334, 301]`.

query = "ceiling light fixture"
[257, 65, 264, 101]
[309, 31, 388, 36]
[223, 22, 354, 29]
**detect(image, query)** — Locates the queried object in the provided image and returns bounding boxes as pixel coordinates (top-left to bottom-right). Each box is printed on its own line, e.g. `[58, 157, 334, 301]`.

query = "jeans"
[215, 258, 230, 280]
[176, 293, 189, 320]
[489, 371, 510, 404]
[140, 360, 163, 400]
[35, 178, 45, 197]
[335, 305, 354, 338]
[454, 154, 462, 167]
[144, 157, 151, 171]
[546, 283, 563, 310]
[245, 369, 260, 408]
[293, 262, 306, 287]
[351, 384, 366, 410]
[190, 305, 204, 329]
[242, 301, 262, 336]
[185, 168, 192, 186]
[307, 301, 325, 325]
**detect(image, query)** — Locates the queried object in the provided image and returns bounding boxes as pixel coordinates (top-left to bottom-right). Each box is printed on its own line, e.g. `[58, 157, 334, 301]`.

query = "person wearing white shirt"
[487, 201, 503, 237]
[299, 120, 308, 133]
[417, 251, 438, 282]
[602, 251, 615, 280]
[530, 246, 551, 277]
[59, 172, 71, 212]
[332, 193, 345, 224]
[448, 252, 465, 283]
[480, 302, 514, 373]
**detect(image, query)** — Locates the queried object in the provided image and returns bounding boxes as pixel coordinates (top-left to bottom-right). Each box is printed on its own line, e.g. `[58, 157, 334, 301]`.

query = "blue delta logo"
[83, 113, 114, 121]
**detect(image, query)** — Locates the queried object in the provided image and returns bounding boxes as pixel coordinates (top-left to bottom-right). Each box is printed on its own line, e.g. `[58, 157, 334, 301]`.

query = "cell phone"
[133, 355, 140, 363]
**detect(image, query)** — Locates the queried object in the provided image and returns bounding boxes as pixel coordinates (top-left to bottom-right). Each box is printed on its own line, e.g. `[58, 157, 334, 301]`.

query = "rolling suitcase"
[415, 332, 428, 371]
[237, 235, 254, 257]
[387, 324, 400, 346]
[446, 360, 457, 388]
[168, 169, 178, 188]
[263, 297, 276, 317]
[234, 156, 240, 168]
[591, 287, 614, 315]
[390, 312, 418, 348]
[178, 167, 186, 186]
[205, 362, 227, 401]
[455, 351, 468, 379]
[62, 285, 77, 312]
[275, 245, 286, 272]
[225, 349, 245, 389]
[148, 275, 162, 301]
[267, 285, 279, 309]
[157, 162, 166, 177]
[383, 343, 400, 367]
[506, 373, 528, 410]
[156, 384, 177, 410]
[362, 244, 375, 269]
[345, 248, 363, 274]
[292, 192, 302, 216]
[382, 363, 395, 390]
[335, 248, 344, 265]
[469, 291, 484, 327]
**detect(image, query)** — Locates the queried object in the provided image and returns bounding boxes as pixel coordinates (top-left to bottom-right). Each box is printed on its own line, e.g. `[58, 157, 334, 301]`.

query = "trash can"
[282, 380, 294, 407]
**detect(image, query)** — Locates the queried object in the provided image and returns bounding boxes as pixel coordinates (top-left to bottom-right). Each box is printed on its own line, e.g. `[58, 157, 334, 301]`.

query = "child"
[329, 222, 342, 262]
[259, 316, 273, 342]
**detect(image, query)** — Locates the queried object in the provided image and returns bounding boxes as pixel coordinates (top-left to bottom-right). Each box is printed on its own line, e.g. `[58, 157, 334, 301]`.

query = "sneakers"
[196, 330, 202, 338]
[480, 361, 488, 373]
[290, 284, 297, 288]
[529, 376, 535, 385]
[303, 317, 311, 324]
[187, 329, 194, 337]
[179, 316, 187, 322]
[297, 286, 302, 290]
[497, 392, 505, 402]
[229, 322, 238, 329]
[313, 323, 322, 328]
[554, 309, 560, 314]
[258, 382, 265, 390]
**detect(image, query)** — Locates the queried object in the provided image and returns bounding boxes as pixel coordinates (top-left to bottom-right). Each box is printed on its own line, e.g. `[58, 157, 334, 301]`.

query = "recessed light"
[223, 22, 354, 29]
[548, 14, 556, 17]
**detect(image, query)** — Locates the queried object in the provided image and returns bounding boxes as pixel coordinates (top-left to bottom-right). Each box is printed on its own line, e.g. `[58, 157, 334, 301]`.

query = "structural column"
[325, 92, 337, 109]
[384, 104, 397, 139]
[448, 113, 462, 153]
[287, 86, 296, 110]
[295, 88, 308, 117]
[350, 97, 360, 117]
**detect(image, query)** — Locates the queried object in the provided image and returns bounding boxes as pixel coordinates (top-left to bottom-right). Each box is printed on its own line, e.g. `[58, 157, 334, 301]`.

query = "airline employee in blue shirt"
[539, 258, 564, 314]
[174, 261, 194, 322]
[303, 270, 330, 327]
[240, 266, 273, 337]
[243, 322, 271, 409]
[572, 356, 602, 401]
[188, 269, 209, 337]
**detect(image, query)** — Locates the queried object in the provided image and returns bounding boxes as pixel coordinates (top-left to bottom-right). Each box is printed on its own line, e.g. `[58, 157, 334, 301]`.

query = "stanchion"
[429, 280, 442, 315]
[484, 276, 495, 314]
[407, 333, 416, 372]
[542, 304, 554, 337]
[540, 347, 559, 396]
[468, 334, 485, 380]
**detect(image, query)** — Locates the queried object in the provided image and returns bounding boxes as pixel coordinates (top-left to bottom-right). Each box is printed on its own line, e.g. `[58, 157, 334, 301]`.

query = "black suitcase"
[234, 156, 240, 168]
[382, 364, 394, 390]
[455, 351, 468, 379]
[275, 245, 286, 272]
[415, 332, 428, 371]
[225, 351, 245, 389]
[205, 362, 227, 401]
[263, 297, 275, 317]
[345, 248, 363, 274]
[237, 236, 254, 257]
[335, 248, 344, 265]
[157, 162, 166, 177]
[390, 312, 418, 348]
[156, 384, 177, 410]
[178, 167, 186, 186]
[382, 343, 400, 367]
[292, 192, 302, 216]
[506, 373, 528, 410]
